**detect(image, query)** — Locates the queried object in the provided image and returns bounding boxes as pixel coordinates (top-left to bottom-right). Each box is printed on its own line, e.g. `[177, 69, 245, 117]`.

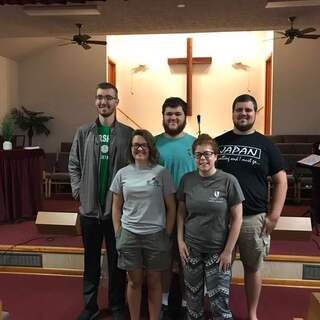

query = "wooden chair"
[60, 142, 72, 152]
[48, 152, 71, 198]
[43, 152, 58, 198]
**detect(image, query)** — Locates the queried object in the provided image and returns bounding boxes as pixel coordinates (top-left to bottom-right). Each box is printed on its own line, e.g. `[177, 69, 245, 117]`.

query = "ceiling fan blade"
[57, 37, 72, 41]
[298, 27, 316, 35]
[82, 43, 91, 50]
[86, 40, 107, 45]
[81, 34, 91, 41]
[263, 36, 286, 42]
[58, 42, 75, 47]
[285, 37, 294, 45]
[275, 31, 286, 36]
[297, 34, 320, 39]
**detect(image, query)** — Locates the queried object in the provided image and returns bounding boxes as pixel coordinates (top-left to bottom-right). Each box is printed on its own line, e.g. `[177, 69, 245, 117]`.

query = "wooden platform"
[307, 292, 320, 320]
[272, 216, 312, 241]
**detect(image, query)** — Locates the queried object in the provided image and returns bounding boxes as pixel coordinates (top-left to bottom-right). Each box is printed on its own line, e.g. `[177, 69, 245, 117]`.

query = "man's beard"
[234, 121, 254, 132]
[98, 106, 113, 118]
[163, 118, 186, 136]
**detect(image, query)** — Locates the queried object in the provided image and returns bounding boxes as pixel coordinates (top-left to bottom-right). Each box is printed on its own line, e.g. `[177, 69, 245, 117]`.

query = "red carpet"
[270, 235, 320, 256]
[281, 204, 310, 217]
[0, 273, 318, 320]
[41, 197, 79, 213]
[0, 220, 83, 247]
[1, 202, 320, 254]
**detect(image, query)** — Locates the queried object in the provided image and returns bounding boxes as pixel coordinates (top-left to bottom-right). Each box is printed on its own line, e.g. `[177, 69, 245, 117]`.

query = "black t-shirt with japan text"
[215, 131, 284, 216]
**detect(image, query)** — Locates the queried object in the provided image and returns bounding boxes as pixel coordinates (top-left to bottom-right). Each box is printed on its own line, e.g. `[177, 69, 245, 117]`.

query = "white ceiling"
[1, 0, 320, 60]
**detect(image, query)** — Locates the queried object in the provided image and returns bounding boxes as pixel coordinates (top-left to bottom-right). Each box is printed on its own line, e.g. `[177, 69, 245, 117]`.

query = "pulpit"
[0, 149, 44, 222]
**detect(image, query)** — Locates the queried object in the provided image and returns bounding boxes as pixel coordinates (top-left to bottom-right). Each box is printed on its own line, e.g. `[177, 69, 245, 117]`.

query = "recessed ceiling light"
[23, 4, 101, 16]
[177, 3, 186, 8]
[266, 1, 320, 8]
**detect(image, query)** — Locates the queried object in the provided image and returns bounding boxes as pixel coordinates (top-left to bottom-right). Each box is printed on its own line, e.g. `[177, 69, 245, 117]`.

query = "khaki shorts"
[116, 227, 171, 271]
[237, 213, 270, 271]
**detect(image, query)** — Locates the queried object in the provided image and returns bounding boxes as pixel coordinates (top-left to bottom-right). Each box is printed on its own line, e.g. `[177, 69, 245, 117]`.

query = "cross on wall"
[168, 38, 212, 116]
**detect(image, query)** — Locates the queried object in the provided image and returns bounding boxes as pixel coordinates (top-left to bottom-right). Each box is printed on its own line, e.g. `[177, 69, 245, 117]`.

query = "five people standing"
[69, 88, 287, 320]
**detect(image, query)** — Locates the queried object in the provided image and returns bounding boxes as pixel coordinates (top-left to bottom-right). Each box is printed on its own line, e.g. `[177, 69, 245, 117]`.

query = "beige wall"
[272, 38, 320, 134]
[18, 38, 106, 151]
[0, 55, 18, 120]
[108, 32, 272, 137]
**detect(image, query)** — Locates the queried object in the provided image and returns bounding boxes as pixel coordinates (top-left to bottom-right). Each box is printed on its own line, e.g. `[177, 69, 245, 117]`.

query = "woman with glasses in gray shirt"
[177, 134, 244, 320]
[111, 129, 176, 320]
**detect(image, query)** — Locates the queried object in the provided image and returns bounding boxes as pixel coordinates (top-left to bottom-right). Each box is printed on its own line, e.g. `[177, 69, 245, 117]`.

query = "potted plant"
[11, 106, 54, 147]
[1, 112, 15, 150]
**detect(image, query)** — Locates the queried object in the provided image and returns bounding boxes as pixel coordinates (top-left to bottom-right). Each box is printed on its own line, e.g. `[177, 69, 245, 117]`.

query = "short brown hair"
[162, 97, 188, 116]
[192, 134, 218, 155]
[96, 82, 118, 98]
[232, 94, 257, 112]
[128, 129, 159, 165]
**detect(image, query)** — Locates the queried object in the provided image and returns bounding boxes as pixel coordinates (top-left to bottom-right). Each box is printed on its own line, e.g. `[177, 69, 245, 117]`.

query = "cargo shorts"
[116, 227, 171, 271]
[237, 213, 270, 271]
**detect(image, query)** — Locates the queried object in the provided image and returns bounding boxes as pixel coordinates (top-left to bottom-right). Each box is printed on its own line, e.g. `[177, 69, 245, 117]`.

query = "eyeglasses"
[96, 95, 117, 101]
[131, 143, 149, 150]
[194, 151, 215, 159]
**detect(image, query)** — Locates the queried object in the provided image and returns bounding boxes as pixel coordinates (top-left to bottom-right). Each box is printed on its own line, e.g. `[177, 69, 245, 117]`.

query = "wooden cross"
[168, 38, 212, 116]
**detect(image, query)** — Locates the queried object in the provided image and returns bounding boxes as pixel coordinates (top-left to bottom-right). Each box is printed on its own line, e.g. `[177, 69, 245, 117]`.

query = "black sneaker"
[112, 308, 126, 320]
[178, 306, 187, 320]
[160, 304, 171, 320]
[76, 308, 100, 320]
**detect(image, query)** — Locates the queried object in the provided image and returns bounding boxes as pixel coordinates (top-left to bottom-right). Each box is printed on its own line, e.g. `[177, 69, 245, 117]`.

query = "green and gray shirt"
[98, 124, 110, 209]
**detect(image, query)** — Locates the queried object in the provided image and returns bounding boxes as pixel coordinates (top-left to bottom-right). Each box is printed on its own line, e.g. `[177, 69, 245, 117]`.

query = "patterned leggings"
[183, 248, 233, 320]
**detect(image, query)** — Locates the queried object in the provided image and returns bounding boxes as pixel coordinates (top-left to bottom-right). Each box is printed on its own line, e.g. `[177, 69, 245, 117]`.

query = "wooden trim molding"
[0, 266, 83, 276]
[232, 277, 320, 288]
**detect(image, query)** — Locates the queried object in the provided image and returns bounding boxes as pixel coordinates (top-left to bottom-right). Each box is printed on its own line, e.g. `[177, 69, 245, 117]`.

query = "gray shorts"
[115, 227, 171, 271]
[237, 213, 270, 271]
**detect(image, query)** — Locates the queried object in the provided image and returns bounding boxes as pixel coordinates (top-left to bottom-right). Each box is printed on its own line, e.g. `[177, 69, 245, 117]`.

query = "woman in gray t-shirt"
[111, 129, 176, 320]
[177, 134, 244, 320]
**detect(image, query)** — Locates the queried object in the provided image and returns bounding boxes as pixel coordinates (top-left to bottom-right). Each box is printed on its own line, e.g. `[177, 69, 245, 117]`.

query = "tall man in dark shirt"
[69, 82, 133, 320]
[215, 94, 287, 320]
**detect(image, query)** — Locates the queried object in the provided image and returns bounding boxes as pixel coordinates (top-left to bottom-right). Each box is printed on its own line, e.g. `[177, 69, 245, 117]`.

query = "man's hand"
[263, 215, 279, 235]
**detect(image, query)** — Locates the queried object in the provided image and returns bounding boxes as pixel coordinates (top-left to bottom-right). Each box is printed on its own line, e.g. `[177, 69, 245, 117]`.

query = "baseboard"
[0, 266, 82, 276]
[0, 244, 85, 254]
[232, 277, 320, 288]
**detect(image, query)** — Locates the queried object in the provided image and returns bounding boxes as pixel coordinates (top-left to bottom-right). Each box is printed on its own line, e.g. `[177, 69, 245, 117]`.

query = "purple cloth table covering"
[0, 149, 44, 222]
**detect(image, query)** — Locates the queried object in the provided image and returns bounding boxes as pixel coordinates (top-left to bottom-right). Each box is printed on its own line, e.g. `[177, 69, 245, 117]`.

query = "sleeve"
[161, 168, 176, 196]
[227, 174, 245, 208]
[68, 128, 82, 200]
[109, 170, 123, 194]
[268, 141, 285, 176]
[176, 174, 186, 202]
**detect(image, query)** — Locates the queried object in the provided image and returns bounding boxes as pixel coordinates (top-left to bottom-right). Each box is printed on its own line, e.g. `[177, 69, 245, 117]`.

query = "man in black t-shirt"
[215, 94, 287, 320]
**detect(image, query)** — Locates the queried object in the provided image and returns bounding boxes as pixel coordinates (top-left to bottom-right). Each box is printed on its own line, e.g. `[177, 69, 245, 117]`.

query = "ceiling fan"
[275, 16, 320, 45]
[60, 23, 107, 50]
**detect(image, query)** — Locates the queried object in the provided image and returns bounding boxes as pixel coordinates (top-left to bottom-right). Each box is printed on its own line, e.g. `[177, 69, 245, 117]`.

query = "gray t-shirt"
[177, 169, 244, 253]
[110, 164, 175, 235]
